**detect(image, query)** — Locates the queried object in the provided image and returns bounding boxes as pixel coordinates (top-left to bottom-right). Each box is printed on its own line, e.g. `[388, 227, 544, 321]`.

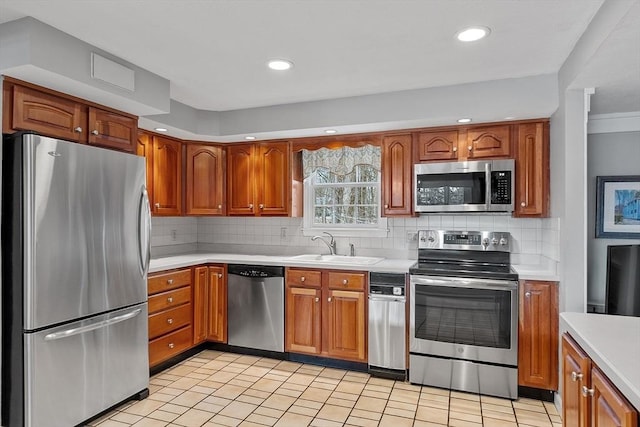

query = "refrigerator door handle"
[138, 186, 152, 276]
[43, 308, 143, 341]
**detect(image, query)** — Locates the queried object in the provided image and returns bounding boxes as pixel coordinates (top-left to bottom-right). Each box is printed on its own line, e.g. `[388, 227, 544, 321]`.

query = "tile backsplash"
[152, 214, 560, 262]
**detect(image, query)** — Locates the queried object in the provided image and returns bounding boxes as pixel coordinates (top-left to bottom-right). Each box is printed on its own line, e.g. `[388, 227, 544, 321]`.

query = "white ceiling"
[3, 0, 635, 117]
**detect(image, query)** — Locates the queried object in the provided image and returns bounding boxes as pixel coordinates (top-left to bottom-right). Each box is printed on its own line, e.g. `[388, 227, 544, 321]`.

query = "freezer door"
[23, 135, 150, 330]
[24, 304, 149, 427]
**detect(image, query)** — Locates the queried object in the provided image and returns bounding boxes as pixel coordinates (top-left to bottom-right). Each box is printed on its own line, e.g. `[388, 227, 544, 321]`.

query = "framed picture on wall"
[596, 175, 640, 239]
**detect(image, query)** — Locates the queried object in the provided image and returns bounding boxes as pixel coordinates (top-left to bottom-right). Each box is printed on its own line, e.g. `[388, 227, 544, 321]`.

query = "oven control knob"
[427, 236, 435, 243]
[491, 238, 498, 245]
[499, 237, 508, 246]
[482, 238, 489, 248]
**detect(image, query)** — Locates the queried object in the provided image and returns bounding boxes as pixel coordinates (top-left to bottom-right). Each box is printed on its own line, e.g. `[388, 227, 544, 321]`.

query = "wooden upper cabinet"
[514, 122, 550, 217]
[325, 288, 366, 362]
[87, 107, 137, 152]
[11, 84, 87, 142]
[286, 286, 322, 354]
[518, 280, 559, 391]
[186, 144, 226, 215]
[227, 142, 291, 216]
[382, 134, 413, 216]
[256, 141, 291, 216]
[152, 136, 183, 216]
[562, 334, 592, 427]
[136, 131, 154, 207]
[416, 130, 459, 162]
[193, 266, 208, 345]
[591, 366, 638, 427]
[206, 266, 227, 343]
[466, 125, 511, 159]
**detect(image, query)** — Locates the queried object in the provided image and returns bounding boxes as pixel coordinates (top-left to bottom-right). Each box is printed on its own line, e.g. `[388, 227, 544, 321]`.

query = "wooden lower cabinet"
[285, 268, 367, 363]
[562, 334, 638, 427]
[193, 265, 227, 345]
[148, 268, 193, 367]
[518, 280, 559, 390]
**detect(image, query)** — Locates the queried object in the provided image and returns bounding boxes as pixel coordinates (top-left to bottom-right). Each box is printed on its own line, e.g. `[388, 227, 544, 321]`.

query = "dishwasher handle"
[368, 295, 406, 303]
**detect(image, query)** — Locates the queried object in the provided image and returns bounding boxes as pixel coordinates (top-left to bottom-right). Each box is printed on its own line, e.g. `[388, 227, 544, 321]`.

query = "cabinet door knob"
[167, 297, 173, 303]
[218, 273, 223, 278]
[581, 386, 594, 397]
[155, 203, 161, 208]
[218, 204, 222, 209]
[452, 147, 457, 152]
[168, 343, 175, 349]
[342, 279, 349, 285]
[248, 203, 254, 209]
[468, 146, 472, 151]
[521, 202, 526, 207]
[571, 371, 583, 382]
[315, 297, 319, 303]
[74, 127, 83, 133]
[300, 276, 306, 282]
[384, 204, 389, 209]
[167, 318, 173, 324]
[259, 204, 264, 210]
[91, 130, 99, 136]
[327, 297, 332, 302]
[167, 279, 174, 285]
[525, 291, 531, 297]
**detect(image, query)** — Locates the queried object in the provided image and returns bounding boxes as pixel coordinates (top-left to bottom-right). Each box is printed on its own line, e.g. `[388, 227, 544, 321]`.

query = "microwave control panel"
[491, 171, 512, 204]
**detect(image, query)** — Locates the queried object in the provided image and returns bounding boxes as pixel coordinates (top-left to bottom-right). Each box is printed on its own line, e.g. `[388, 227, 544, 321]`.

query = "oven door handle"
[410, 275, 518, 290]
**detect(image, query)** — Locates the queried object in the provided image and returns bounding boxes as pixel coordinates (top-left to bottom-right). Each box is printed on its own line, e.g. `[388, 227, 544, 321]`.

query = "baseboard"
[518, 386, 555, 402]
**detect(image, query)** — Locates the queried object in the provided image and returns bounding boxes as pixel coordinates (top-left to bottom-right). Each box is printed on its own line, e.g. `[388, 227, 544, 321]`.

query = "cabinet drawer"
[287, 269, 322, 288]
[148, 287, 191, 314]
[148, 269, 192, 295]
[149, 326, 192, 367]
[148, 303, 192, 340]
[327, 271, 366, 291]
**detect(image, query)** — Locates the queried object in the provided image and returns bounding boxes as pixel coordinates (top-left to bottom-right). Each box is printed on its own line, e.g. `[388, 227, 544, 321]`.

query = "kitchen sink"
[288, 254, 384, 265]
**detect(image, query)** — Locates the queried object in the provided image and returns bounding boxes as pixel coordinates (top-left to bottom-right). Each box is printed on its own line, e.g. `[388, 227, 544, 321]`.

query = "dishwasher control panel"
[369, 272, 406, 297]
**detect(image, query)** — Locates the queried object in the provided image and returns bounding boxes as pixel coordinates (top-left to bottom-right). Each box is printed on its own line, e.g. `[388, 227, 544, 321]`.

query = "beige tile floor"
[88, 350, 562, 427]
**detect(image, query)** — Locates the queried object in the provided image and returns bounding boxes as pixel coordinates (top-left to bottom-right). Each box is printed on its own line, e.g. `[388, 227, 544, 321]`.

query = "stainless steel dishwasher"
[368, 272, 407, 380]
[227, 265, 285, 353]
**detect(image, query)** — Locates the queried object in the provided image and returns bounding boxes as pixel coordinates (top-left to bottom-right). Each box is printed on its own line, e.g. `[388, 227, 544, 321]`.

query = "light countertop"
[560, 312, 640, 410]
[511, 264, 559, 281]
[150, 252, 417, 274]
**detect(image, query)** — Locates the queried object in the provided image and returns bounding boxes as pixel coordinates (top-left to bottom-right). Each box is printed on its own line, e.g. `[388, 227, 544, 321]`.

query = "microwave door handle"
[485, 162, 492, 209]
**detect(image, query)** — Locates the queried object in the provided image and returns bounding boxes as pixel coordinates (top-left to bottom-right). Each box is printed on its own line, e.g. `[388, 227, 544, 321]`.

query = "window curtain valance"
[302, 145, 381, 179]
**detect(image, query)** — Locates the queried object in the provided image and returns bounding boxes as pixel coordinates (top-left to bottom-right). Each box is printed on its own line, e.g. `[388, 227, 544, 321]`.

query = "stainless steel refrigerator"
[1, 133, 152, 427]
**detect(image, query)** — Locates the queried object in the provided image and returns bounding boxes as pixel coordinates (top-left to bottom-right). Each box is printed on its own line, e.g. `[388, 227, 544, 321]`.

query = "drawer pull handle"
[168, 343, 175, 349]
[167, 279, 174, 285]
[328, 297, 332, 302]
[167, 297, 173, 303]
[301, 276, 306, 282]
[582, 386, 594, 397]
[167, 318, 173, 324]
[315, 297, 319, 303]
[218, 273, 223, 278]
[571, 371, 583, 382]
[74, 126, 83, 133]
[91, 129, 99, 136]
[342, 279, 348, 285]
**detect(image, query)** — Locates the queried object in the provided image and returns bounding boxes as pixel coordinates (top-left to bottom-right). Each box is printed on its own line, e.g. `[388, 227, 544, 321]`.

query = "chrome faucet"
[311, 232, 337, 255]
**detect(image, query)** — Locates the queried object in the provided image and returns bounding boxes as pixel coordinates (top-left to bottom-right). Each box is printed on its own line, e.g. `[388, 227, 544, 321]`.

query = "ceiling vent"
[91, 52, 135, 92]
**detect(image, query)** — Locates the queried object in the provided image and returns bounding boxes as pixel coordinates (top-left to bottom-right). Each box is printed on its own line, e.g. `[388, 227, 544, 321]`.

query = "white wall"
[587, 130, 640, 311]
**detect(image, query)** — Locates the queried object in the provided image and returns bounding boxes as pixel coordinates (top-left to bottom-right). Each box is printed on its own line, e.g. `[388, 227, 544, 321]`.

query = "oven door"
[410, 275, 518, 366]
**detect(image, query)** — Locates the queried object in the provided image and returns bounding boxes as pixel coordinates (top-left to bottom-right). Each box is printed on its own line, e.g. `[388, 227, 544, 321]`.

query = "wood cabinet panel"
[515, 122, 549, 217]
[186, 144, 226, 215]
[562, 334, 592, 427]
[227, 144, 256, 215]
[325, 289, 366, 361]
[326, 271, 366, 291]
[206, 266, 227, 343]
[592, 367, 638, 427]
[152, 136, 183, 216]
[148, 303, 192, 340]
[148, 269, 192, 295]
[193, 267, 209, 345]
[149, 326, 193, 367]
[257, 142, 290, 216]
[518, 280, 558, 390]
[136, 131, 154, 205]
[382, 134, 413, 216]
[88, 107, 137, 152]
[148, 287, 191, 314]
[12, 85, 86, 142]
[287, 269, 322, 288]
[416, 130, 459, 161]
[466, 125, 511, 159]
[286, 286, 322, 354]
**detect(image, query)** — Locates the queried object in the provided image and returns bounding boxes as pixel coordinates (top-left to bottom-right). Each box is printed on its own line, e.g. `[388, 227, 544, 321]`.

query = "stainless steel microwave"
[414, 159, 515, 213]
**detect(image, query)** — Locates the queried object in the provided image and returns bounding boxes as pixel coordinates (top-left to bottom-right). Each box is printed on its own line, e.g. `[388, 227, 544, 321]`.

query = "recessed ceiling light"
[324, 129, 338, 134]
[245, 136, 256, 140]
[267, 59, 293, 71]
[154, 127, 168, 132]
[456, 26, 490, 42]
[504, 116, 516, 120]
[457, 118, 472, 123]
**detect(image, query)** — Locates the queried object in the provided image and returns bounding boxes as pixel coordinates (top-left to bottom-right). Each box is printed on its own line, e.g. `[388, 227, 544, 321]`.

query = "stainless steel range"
[409, 230, 519, 399]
